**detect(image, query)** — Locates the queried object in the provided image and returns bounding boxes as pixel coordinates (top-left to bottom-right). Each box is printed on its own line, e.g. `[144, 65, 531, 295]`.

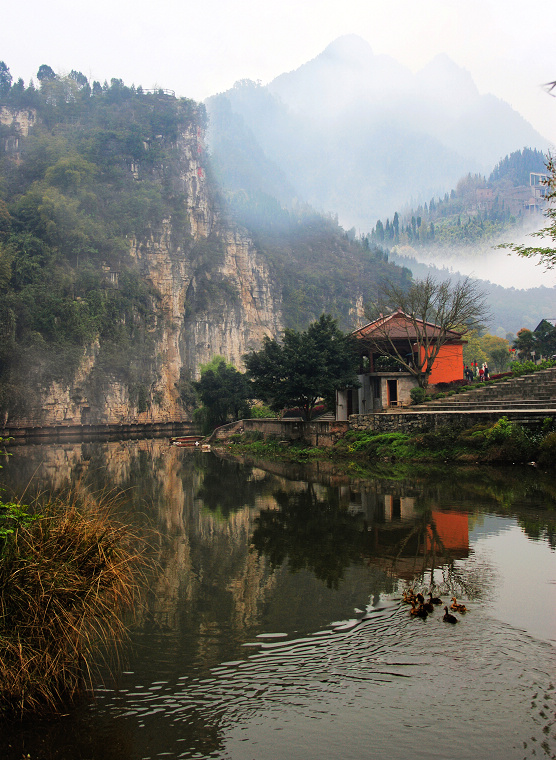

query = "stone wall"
[349, 410, 555, 433]
[207, 408, 555, 452]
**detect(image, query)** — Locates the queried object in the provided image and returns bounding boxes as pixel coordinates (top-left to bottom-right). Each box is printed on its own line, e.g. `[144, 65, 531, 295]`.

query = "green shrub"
[484, 416, 514, 444]
[542, 417, 555, 435]
[347, 431, 412, 458]
[249, 404, 277, 419]
[410, 427, 456, 453]
[410, 387, 427, 404]
[512, 359, 556, 376]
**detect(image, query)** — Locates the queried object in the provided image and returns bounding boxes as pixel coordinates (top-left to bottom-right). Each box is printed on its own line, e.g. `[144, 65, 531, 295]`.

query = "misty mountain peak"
[268, 34, 409, 117]
[209, 36, 548, 231]
[321, 34, 375, 66]
[416, 53, 479, 104]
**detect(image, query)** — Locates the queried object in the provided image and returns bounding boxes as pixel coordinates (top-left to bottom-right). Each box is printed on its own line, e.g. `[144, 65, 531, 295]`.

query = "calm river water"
[0, 438, 555, 760]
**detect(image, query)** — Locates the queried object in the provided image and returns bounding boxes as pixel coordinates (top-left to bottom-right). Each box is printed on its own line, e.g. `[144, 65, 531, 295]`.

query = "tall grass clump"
[0, 491, 146, 716]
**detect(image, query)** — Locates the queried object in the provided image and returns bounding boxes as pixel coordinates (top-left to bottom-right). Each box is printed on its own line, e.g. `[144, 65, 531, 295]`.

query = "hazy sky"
[3, 0, 555, 144]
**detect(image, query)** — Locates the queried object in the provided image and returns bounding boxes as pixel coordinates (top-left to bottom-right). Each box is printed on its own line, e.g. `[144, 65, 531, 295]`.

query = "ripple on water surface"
[90, 602, 556, 760]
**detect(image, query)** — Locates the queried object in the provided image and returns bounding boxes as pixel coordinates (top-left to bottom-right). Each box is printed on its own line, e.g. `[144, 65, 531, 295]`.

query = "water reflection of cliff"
[0, 442, 390, 672]
[1, 441, 554, 673]
[0, 441, 282, 643]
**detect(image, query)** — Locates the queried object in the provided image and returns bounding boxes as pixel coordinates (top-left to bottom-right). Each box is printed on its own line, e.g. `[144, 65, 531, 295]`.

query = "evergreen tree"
[0, 61, 12, 99]
[393, 211, 399, 242]
[244, 315, 359, 420]
[37, 65, 56, 83]
[194, 357, 251, 429]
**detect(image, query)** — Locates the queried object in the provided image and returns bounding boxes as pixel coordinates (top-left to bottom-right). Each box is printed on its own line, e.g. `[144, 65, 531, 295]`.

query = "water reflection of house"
[371, 509, 469, 580]
[346, 486, 469, 579]
[427, 510, 469, 557]
[336, 310, 466, 416]
[343, 484, 417, 523]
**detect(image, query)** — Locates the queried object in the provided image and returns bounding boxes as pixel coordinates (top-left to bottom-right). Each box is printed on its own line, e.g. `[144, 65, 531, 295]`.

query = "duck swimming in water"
[428, 591, 442, 605]
[443, 606, 458, 624]
[450, 597, 467, 613]
[423, 598, 435, 614]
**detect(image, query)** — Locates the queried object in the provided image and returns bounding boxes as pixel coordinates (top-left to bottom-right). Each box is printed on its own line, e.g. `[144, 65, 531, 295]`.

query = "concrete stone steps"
[414, 402, 556, 411]
[405, 367, 556, 414]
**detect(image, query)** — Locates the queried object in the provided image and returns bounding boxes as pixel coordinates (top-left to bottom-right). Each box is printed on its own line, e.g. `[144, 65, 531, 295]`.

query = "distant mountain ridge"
[206, 35, 549, 230]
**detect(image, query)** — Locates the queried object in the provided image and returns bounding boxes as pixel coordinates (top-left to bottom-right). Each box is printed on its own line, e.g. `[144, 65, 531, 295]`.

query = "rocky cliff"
[116, 121, 284, 427]
[1, 104, 284, 428]
[1, 80, 407, 431]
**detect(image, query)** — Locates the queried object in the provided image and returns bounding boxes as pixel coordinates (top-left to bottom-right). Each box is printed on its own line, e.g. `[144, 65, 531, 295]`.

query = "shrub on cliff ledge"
[0, 492, 145, 716]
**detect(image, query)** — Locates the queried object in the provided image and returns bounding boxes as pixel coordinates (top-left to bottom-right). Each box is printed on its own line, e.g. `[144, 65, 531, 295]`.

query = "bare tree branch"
[363, 275, 490, 387]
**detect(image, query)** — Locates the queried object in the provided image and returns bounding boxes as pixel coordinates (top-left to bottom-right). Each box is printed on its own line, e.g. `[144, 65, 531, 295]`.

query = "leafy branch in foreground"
[0, 501, 38, 542]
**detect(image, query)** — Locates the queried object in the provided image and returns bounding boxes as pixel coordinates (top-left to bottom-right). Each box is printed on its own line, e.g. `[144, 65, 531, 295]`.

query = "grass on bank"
[220, 417, 556, 468]
[0, 490, 146, 717]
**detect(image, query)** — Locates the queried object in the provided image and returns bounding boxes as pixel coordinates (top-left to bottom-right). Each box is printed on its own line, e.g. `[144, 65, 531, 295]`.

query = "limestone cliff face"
[0, 106, 37, 158]
[11, 115, 284, 427]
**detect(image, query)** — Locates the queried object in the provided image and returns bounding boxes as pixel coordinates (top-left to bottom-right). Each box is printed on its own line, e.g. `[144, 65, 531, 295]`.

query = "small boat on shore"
[170, 435, 205, 447]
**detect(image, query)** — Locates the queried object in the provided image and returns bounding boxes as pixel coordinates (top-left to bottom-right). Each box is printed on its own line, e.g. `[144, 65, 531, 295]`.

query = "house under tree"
[336, 310, 466, 419]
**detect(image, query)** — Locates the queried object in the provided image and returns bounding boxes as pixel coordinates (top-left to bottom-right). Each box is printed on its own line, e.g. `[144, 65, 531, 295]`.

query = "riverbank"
[214, 416, 556, 471]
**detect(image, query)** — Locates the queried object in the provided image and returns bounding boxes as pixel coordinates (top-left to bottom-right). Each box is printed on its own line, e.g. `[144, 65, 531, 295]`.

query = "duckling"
[450, 597, 467, 613]
[443, 606, 458, 624]
[410, 601, 428, 619]
[428, 591, 442, 605]
[416, 592, 425, 605]
[402, 589, 416, 604]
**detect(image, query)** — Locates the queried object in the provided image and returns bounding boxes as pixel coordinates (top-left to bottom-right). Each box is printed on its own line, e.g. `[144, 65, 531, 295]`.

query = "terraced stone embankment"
[350, 368, 556, 433]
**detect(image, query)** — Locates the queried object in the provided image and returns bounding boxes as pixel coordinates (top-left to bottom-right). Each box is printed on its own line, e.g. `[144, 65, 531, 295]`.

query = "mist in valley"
[205, 34, 554, 338]
[391, 212, 555, 287]
[206, 34, 550, 232]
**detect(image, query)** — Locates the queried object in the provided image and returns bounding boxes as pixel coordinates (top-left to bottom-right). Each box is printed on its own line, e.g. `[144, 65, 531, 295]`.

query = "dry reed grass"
[0, 490, 146, 716]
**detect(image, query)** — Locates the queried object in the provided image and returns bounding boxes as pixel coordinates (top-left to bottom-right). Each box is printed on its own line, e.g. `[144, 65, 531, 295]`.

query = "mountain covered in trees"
[367, 148, 548, 249]
[0, 63, 410, 426]
[206, 35, 549, 232]
[0, 48, 552, 428]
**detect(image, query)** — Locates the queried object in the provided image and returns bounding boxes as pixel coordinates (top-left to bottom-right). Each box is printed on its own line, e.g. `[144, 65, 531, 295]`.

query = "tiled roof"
[352, 310, 464, 342]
